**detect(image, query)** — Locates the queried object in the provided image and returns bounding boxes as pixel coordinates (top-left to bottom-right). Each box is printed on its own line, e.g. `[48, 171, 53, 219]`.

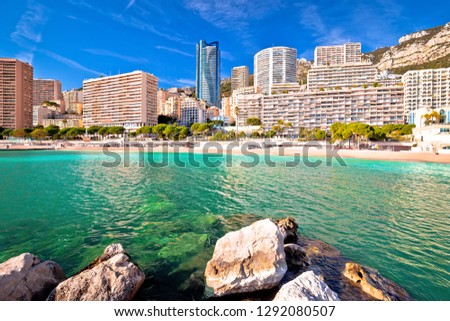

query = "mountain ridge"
[364, 22, 450, 74]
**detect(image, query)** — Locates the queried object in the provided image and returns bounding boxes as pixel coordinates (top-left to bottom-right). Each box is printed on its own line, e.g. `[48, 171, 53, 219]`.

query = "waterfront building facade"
[403, 68, 450, 127]
[42, 115, 82, 128]
[261, 86, 404, 133]
[233, 86, 404, 134]
[33, 79, 63, 112]
[254, 46, 297, 95]
[83, 71, 158, 130]
[231, 86, 258, 121]
[196, 40, 220, 106]
[0, 58, 33, 129]
[231, 66, 249, 91]
[234, 93, 264, 127]
[314, 43, 362, 66]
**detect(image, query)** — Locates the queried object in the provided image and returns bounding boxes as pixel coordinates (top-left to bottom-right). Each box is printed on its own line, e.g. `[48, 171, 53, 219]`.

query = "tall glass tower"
[196, 40, 220, 106]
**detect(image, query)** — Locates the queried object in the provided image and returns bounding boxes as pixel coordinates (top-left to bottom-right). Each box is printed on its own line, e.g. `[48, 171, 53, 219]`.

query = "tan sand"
[2, 143, 450, 164]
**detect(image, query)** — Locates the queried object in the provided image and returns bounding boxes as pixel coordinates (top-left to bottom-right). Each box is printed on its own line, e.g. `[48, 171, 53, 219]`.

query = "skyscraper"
[231, 66, 249, 91]
[0, 58, 33, 129]
[254, 47, 297, 95]
[196, 40, 220, 106]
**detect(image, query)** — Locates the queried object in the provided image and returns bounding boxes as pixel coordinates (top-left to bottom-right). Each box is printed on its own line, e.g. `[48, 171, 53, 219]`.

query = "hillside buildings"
[33, 106, 55, 126]
[403, 68, 450, 127]
[82, 71, 158, 130]
[179, 97, 206, 126]
[62, 89, 83, 115]
[0, 58, 33, 129]
[157, 88, 181, 118]
[231, 66, 249, 91]
[254, 46, 297, 95]
[196, 40, 220, 106]
[33, 79, 63, 112]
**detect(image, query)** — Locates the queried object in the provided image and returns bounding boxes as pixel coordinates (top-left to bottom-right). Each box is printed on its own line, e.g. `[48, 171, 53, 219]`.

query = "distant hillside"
[364, 22, 450, 74]
[297, 59, 313, 85]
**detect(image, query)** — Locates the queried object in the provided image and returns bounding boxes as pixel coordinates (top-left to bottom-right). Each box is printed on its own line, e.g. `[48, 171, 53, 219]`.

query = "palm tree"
[423, 113, 432, 126]
[235, 106, 240, 141]
[430, 110, 441, 124]
[272, 119, 289, 137]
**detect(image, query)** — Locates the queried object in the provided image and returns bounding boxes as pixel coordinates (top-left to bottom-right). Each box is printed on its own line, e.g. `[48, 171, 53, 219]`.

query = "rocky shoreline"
[0, 218, 412, 301]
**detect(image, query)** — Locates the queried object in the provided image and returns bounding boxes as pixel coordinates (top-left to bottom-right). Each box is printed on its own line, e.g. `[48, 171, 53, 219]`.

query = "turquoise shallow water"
[0, 151, 449, 300]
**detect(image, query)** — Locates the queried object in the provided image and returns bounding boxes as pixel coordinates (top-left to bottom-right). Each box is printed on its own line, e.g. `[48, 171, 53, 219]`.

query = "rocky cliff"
[365, 22, 450, 74]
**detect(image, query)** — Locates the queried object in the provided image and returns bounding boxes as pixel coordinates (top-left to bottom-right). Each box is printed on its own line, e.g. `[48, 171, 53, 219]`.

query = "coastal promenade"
[2, 140, 450, 164]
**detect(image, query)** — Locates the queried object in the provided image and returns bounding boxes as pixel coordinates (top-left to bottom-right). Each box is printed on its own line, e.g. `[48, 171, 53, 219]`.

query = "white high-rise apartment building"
[254, 47, 297, 95]
[307, 63, 378, 91]
[403, 68, 450, 127]
[308, 42, 379, 91]
[179, 97, 206, 126]
[233, 86, 404, 133]
[314, 43, 362, 66]
[83, 71, 158, 130]
[231, 66, 249, 91]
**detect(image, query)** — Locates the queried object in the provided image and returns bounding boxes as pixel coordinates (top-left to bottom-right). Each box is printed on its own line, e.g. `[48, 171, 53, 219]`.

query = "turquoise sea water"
[0, 151, 449, 300]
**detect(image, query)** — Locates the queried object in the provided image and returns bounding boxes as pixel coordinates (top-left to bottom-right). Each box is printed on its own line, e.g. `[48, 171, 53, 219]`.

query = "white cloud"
[176, 79, 196, 86]
[126, 0, 136, 10]
[155, 46, 194, 57]
[183, 0, 283, 50]
[40, 50, 102, 76]
[298, 4, 347, 45]
[183, 0, 283, 29]
[111, 13, 194, 45]
[16, 52, 34, 64]
[11, 2, 48, 44]
[83, 48, 149, 64]
[221, 51, 235, 61]
[67, 15, 89, 24]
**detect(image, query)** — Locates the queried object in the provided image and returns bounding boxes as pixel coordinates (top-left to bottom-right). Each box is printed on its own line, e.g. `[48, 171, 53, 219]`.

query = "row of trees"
[0, 125, 127, 140]
[330, 123, 415, 144]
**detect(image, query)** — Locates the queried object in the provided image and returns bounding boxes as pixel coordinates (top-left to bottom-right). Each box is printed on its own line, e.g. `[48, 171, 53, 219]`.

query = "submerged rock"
[50, 244, 145, 301]
[0, 253, 66, 301]
[205, 219, 287, 296]
[343, 262, 412, 301]
[274, 271, 340, 301]
[284, 244, 310, 269]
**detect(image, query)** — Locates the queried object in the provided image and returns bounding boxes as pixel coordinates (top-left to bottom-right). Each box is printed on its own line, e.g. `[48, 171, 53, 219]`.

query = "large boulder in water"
[205, 219, 287, 296]
[0, 253, 66, 301]
[343, 262, 412, 301]
[274, 270, 340, 301]
[50, 244, 145, 301]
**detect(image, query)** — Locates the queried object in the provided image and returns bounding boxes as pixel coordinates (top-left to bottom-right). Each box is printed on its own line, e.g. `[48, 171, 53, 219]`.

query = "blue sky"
[1, 0, 449, 91]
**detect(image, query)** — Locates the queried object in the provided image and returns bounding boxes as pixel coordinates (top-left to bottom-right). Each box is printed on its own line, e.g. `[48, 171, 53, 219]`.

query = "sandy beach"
[2, 142, 450, 164]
